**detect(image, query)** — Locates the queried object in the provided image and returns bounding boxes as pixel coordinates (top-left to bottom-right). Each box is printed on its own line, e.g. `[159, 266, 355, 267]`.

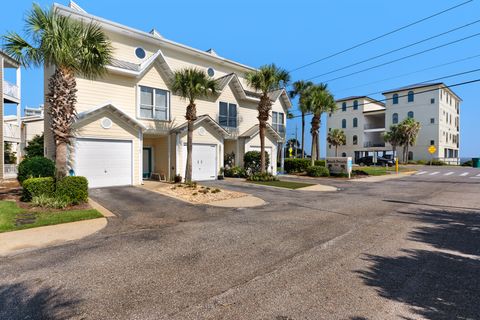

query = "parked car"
[356, 156, 394, 167]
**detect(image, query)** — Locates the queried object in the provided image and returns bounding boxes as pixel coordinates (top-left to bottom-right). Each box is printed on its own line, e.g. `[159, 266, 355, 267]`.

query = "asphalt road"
[1, 166, 479, 319]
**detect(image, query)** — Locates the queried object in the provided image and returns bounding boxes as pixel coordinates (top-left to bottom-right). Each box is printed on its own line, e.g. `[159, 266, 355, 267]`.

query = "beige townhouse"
[44, 2, 290, 188]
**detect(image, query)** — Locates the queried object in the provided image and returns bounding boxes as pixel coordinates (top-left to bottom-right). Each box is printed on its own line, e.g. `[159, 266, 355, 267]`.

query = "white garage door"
[75, 139, 133, 188]
[249, 146, 273, 173]
[182, 144, 217, 181]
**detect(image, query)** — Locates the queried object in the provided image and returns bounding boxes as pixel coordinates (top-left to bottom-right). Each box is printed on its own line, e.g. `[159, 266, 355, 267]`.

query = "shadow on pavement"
[0, 281, 81, 320]
[356, 208, 480, 319]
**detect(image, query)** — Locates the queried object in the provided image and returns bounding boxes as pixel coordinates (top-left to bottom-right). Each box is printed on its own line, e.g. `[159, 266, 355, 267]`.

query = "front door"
[143, 147, 152, 179]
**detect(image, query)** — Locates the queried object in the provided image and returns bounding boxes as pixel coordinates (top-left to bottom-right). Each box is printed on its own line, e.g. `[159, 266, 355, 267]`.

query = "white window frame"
[272, 111, 285, 133]
[137, 85, 170, 121]
[219, 101, 237, 128]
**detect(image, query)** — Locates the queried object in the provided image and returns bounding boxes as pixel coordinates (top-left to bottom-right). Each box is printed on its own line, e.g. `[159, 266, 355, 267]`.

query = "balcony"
[272, 123, 286, 137]
[3, 123, 21, 141]
[364, 123, 385, 130]
[364, 142, 386, 148]
[3, 81, 20, 101]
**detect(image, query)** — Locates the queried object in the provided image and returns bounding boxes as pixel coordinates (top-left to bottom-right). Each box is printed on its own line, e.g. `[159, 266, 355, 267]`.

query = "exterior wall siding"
[0, 57, 4, 179]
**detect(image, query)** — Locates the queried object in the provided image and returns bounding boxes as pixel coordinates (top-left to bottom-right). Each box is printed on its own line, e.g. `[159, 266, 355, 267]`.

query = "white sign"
[327, 157, 353, 178]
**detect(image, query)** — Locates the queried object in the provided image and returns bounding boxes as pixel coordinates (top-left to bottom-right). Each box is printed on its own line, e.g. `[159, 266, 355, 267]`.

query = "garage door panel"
[75, 139, 132, 188]
[182, 144, 217, 181]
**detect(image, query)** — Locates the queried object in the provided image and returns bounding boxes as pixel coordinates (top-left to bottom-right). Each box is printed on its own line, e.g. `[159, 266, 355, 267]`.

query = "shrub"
[306, 166, 330, 177]
[247, 172, 278, 182]
[17, 156, 55, 184]
[314, 160, 326, 167]
[56, 176, 88, 205]
[244, 151, 269, 175]
[22, 177, 55, 202]
[462, 160, 473, 167]
[223, 166, 247, 178]
[430, 160, 446, 166]
[284, 158, 326, 173]
[24, 134, 44, 158]
[416, 160, 428, 165]
[31, 194, 70, 209]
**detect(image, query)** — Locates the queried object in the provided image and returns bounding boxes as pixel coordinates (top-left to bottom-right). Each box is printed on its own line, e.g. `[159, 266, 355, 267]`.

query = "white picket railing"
[4, 164, 18, 177]
[3, 81, 20, 100]
[3, 123, 21, 140]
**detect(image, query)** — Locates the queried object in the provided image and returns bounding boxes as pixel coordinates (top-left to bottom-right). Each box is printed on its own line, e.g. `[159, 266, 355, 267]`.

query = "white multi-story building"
[327, 83, 461, 164]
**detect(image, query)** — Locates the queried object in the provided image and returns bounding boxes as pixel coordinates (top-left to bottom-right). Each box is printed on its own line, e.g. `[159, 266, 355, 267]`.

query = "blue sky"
[2, 0, 479, 157]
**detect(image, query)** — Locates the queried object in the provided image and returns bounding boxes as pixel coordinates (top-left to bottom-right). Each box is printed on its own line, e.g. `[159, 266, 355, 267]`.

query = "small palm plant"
[170, 68, 217, 182]
[399, 118, 421, 163]
[2, 4, 113, 178]
[327, 129, 346, 157]
[303, 84, 336, 165]
[383, 125, 402, 161]
[289, 80, 313, 159]
[245, 64, 289, 173]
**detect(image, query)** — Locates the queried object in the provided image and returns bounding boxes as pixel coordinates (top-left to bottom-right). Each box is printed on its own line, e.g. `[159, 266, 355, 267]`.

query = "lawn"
[248, 180, 315, 189]
[0, 200, 103, 233]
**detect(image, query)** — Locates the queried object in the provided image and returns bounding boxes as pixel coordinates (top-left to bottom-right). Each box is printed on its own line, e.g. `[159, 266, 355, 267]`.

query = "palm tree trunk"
[259, 122, 266, 173]
[301, 113, 305, 158]
[335, 145, 338, 157]
[46, 67, 78, 180]
[311, 134, 316, 166]
[185, 102, 197, 182]
[258, 94, 271, 174]
[316, 130, 320, 161]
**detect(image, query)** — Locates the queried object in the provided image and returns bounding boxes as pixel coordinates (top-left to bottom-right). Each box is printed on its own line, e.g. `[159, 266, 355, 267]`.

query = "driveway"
[1, 175, 479, 319]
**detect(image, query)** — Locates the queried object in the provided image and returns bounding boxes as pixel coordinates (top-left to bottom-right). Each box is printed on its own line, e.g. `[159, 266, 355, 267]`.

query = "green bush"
[32, 194, 70, 209]
[22, 177, 55, 202]
[246, 172, 278, 182]
[56, 176, 89, 205]
[223, 166, 247, 178]
[430, 160, 446, 166]
[415, 160, 428, 165]
[17, 156, 55, 184]
[462, 160, 473, 167]
[284, 158, 326, 173]
[306, 166, 330, 177]
[244, 151, 269, 175]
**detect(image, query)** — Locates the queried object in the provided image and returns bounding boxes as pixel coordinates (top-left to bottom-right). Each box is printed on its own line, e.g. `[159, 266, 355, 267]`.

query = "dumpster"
[473, 158, 480, 168]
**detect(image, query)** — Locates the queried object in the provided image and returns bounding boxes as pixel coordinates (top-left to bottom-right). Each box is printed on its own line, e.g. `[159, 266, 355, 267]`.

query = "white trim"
[167, 134, 171, 181]
[139, 129, 143, 184]
[181, 142, 218, 181]
[76, 102, 147, 130]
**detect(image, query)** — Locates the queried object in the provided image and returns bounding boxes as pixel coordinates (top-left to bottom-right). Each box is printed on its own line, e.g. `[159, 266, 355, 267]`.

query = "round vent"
[101, 117, 112, 129]
[135, 47, 146, 59]
[207, 67, 215, 77]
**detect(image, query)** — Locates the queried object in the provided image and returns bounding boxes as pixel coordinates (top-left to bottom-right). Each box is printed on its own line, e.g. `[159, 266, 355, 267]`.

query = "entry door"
[143, 147, 152, 179]
[182, 144, 217, 181]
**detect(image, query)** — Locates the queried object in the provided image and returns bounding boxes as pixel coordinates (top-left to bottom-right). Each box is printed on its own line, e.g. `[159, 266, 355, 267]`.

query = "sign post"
[428, 145, 437, 166]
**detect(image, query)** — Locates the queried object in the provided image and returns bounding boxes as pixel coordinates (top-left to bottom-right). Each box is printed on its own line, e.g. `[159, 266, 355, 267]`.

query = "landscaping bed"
[144, 181, 247, 204]
[0, 200, 102, 233]
[248, 180, 315, 189]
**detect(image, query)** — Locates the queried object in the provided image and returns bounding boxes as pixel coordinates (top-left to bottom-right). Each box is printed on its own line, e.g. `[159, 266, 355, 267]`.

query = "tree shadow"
[0, 281, 82, 320]
[356, 208, 480, 319]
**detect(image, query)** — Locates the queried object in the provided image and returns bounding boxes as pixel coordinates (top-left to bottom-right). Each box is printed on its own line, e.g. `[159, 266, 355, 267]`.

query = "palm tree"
[303, 84, 336, 166]
[383, 125, 402, 161]
[170, 68, 217, 182]
[289, 80, 313, 159]
[399, 118, 421, 163]
[245, 64, 290, 173]
[327, 129, 346, 157]
[2, 4, 112, 178]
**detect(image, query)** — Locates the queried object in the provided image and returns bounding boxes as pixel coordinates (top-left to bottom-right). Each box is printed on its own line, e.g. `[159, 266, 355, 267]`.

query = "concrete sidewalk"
[0, 218, 107, 256]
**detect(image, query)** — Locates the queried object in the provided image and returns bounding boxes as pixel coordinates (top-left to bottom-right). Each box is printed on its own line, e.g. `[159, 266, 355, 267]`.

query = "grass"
[354, 165, 414, 176]
[0, 200, 103, 233]
[248, 180, 315, 189]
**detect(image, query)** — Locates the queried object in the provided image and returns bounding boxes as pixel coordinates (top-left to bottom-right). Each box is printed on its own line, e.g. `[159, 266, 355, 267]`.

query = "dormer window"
[139, 86, 170, 121]
[135, 47, 146, 59]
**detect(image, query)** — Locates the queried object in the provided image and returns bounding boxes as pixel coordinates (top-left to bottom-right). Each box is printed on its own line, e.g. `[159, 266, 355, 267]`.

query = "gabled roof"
[75, 103, 146, 130]
[171, 114, 229, 137]
[107, 50, 173, 80]
[239, 123, 283, 141]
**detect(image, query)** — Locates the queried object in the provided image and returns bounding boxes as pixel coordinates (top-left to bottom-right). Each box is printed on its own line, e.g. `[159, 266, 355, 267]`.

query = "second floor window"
[393, 94, 399, 104]
[342, 119, 347, 129]
[353, 100, 358, 110]
[139, 86, 169, 120]
[408, 91, 414, 102]
[408, 111, 414, 119]
[342, 102, 347, 112]
[219, 102, 237, 128]
[272, 111, 285, 133]
[392, 113, 398, 124]
[353, 117, 358, 128]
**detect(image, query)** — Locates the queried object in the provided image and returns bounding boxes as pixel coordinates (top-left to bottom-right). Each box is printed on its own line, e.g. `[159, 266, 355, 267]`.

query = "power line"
[308, 19, 480, 80]
[288, 78, 480, 119]
[306, 32, 480, 82]
[336, 53, 480, 93]
[289, 0, 473, 73]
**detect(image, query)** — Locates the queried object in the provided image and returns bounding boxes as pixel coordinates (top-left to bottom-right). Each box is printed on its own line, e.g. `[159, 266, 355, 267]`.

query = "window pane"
[140, 87, 153, 106]
[229, 104, 237, 117]
[272, 111, 278, 124]
[155, 90, 167, 108]
[278, 113, 284, 124]
[140, 106, 153, 118]
[219, 102, 228, 117]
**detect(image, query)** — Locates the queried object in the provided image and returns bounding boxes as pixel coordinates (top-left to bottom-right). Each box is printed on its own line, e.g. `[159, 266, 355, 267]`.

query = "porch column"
[280, 142, 285, 174]
[16, 67, 21, 127]
[0, 57, 4, 179]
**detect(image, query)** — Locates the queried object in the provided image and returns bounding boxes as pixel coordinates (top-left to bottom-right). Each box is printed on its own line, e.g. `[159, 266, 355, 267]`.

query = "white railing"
[4, 164, 18, 176]
[364, 123, 385, 130]
[3, 123, 21, 140]
[3, 81, 20, 100]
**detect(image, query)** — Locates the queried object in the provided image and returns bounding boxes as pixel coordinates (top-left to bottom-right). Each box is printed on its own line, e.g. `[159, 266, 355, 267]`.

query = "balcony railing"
[364, 142, 386, 148]
[3, 81, 20, 100]
[3, 123, 21, 140]
[364, 123, 385, 130]
[272, 123, 286, 136]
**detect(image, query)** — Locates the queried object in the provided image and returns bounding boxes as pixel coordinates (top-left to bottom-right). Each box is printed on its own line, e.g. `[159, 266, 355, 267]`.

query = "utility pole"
[295, 124, 298, 158]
